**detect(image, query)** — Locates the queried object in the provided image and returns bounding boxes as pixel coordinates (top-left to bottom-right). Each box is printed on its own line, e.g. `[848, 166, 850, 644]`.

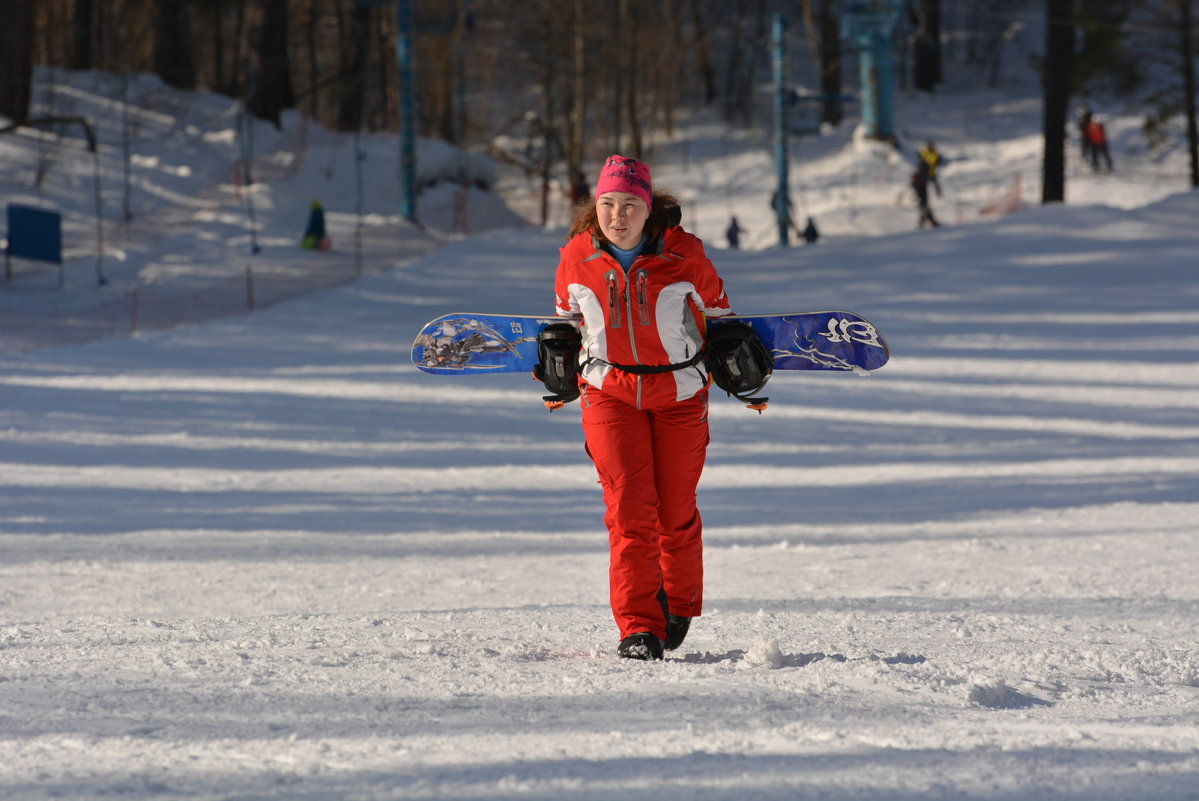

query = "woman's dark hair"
[567, 190, 683, 244]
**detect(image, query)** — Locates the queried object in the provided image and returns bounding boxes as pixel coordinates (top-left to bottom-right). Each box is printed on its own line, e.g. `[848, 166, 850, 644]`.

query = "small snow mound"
[743, 638, 786, 669]
[967, 676, 1047, 709]
[968, 677, 1014, 708]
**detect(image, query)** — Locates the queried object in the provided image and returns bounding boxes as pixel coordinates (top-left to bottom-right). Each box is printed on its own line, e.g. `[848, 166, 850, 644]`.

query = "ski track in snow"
[2, 74, 1199, 799]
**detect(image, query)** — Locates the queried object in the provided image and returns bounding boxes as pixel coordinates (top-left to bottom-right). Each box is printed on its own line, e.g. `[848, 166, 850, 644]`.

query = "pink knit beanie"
[594, 154, 653, 208]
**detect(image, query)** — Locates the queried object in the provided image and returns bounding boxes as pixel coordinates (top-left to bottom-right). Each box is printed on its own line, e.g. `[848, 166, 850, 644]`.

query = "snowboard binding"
[533, 322, 582, 410]
[706, 322, 773, 412]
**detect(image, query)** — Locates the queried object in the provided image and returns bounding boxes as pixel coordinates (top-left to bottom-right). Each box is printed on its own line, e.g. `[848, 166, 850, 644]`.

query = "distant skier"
[1086, 117, 1114, 173]
[918, 141, 944, 197]
[300, 199, 331, 250]
[910, 160, 940, 229]
[726, 215, 744, 249]
[802, 216, 820, 244]
[1077, 105, 1095, 164]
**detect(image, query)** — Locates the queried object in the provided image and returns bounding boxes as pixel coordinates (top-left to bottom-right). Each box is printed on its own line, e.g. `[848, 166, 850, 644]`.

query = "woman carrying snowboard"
[546, 154, 735, 660]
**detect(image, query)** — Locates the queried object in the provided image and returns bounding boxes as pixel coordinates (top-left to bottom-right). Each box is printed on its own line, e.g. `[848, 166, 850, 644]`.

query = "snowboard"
[411, 311, 888, 375]
[710, 311, 889, 374]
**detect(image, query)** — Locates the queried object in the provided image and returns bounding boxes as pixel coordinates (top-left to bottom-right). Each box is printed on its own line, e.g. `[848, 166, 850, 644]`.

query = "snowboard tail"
[411, 314, 556, 375]
[710, 312, 890, 374]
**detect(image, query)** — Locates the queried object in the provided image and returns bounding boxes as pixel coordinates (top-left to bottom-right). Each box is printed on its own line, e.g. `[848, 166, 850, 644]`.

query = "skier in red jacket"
[552, 154, 734, 660]
[1086, 117, 1114, 172]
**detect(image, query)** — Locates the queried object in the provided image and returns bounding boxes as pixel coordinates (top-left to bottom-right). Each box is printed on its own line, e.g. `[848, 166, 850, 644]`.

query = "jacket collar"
[590, 230, 666, 261]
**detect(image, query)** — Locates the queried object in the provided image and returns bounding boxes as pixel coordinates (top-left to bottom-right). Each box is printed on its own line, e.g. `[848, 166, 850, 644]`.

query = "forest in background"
[1, 1, 1196, 193]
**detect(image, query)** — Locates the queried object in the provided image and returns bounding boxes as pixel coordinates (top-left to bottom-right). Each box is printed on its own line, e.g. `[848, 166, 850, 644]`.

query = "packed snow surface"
[1, 69, 1197, 799]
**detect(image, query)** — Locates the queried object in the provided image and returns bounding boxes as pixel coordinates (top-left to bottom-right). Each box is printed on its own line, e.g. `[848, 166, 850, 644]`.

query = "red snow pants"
[581, 386, 709, 640]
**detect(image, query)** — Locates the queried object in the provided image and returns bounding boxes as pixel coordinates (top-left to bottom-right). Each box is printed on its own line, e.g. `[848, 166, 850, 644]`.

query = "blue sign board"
[7, 204, 63, 265]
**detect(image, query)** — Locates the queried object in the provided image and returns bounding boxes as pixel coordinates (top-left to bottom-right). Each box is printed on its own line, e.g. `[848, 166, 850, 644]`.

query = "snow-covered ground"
[2, 67, 1198, 799]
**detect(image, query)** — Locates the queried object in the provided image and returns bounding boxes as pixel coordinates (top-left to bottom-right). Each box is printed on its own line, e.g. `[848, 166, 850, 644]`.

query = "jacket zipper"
[607, 271, 622, 329]
[627, 266, 648, 408]
[624, 268, 641, 364]
[604, 258, 651, 409]
[635, 269, 650, 326]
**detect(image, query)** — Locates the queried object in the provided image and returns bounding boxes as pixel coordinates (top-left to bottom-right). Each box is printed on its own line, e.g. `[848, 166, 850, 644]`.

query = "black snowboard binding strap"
[705, 322, 773, 412]
[532, 322, 582, 410]
[596, 350, 705, 375]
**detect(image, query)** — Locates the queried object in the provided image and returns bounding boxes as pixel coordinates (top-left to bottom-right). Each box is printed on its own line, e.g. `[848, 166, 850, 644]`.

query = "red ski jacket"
[554, 226, 733, 409]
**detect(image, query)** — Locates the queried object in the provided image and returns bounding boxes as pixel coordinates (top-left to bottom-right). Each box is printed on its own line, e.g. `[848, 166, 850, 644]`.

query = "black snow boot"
[657, 586, 691, 651]
[618, 632, 664, 661]
[664, 615, 691, 651]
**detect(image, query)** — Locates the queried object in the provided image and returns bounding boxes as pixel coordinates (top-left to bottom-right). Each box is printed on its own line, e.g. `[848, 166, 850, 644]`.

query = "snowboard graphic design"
[411, 314, 559, 375]
[710, 312, 889, 373]
[411, 311, 888, 375]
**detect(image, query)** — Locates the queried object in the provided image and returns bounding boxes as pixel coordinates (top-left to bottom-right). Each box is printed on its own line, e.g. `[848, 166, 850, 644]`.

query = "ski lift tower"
[843, 0, 904, 142]
[772, 13, 791, 247]
[396, 0, 418, 222]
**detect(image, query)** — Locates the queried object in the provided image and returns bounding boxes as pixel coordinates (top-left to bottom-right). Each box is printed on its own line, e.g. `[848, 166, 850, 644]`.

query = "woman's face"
[596, 191, 649, 250]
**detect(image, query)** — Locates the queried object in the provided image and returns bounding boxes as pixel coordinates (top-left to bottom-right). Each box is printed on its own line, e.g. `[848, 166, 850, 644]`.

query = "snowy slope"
[2, 69, 1198, 800]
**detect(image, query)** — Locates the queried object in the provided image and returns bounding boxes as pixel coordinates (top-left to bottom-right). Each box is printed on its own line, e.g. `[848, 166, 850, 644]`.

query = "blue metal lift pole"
[844, 1, 903, 141]
[396, 0, 418, 222]
[773, 13, 790, 247]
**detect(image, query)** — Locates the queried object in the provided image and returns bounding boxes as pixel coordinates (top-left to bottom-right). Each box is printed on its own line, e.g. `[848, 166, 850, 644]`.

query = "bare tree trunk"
[723, 8, 745, 123]
[0, 0, 35, 123]
[1042, 0, 1073, 203]
[658, 0, 684, 138]
[434, 21, 455, 141]
[374, 9, 393, 131]
[804, 0, 843, 126]
[1180, 0, 1199, 188]
[540, 59, 555, 226]
[912, 0, 942, 92]
[627, 83, 643, 158]
[208, 2, 226, 94]
[213, 0, 250, 98]
[625, 0, 643, 159]
[337, 1, 370, 131]
[568, 0, 585, 177]
[723, 0, 768, 126]
[305, 0, 320, 117]
[611, 0, 627, 153]
[154, 0, 196, 90]
[233, 0, 250, 97]
[688, 0, 716, 104]
[247, 0, 295, 127]
[71, 0, 95, 69]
